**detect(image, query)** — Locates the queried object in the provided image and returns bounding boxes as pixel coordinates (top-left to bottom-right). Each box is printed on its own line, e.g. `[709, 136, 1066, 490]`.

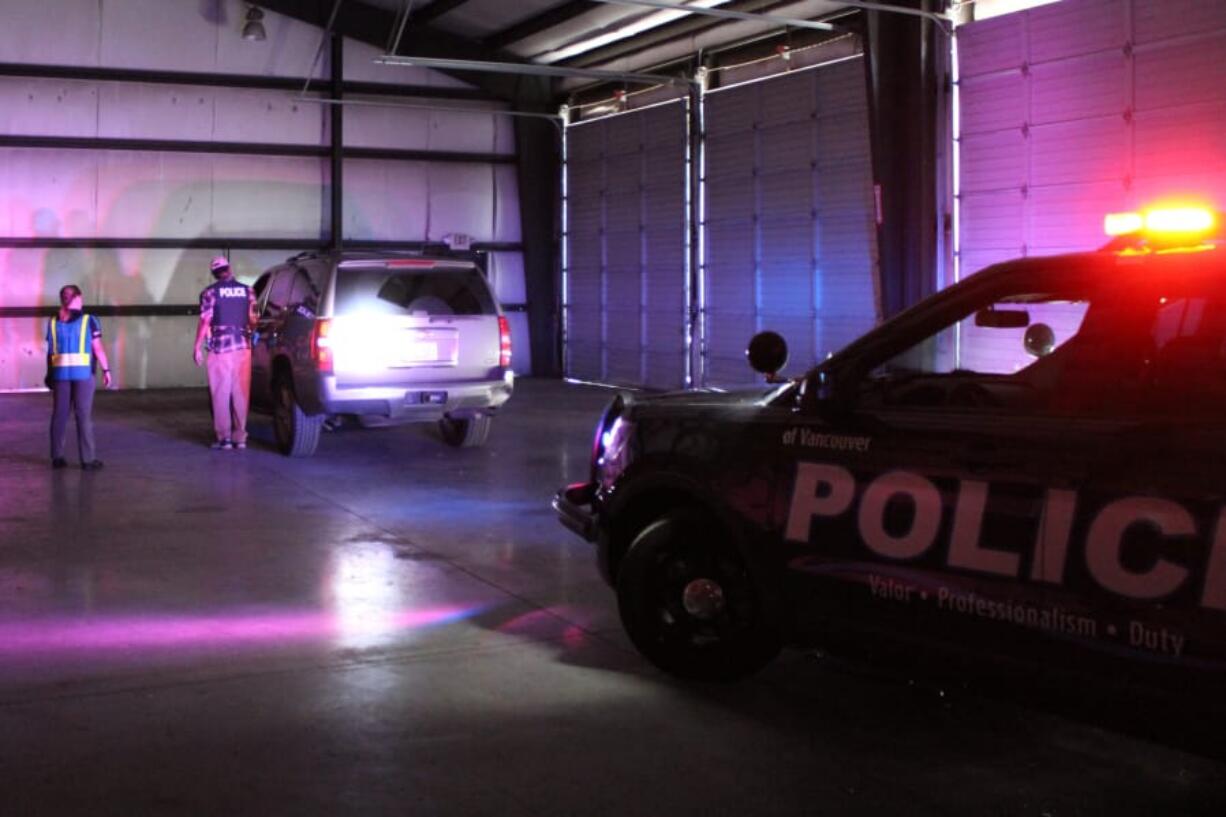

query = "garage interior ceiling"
[359, 0, 864, 84]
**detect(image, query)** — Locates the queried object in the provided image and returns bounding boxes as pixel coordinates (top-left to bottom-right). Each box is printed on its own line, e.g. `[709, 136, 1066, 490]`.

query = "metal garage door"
[564, 100, 690, 390]
[701, 57, 879, 388]
[959, 0, 1226, 272]
[957, 0, 1226, 372]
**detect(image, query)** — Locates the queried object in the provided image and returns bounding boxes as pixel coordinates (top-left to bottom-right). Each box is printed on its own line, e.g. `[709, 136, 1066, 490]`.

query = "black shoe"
[51, 457, 68, 470]
[81, 460, 104, 471]
[210, 439, 233, 451]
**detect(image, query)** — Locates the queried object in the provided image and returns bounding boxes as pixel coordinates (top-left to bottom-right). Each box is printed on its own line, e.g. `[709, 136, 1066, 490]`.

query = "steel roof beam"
[375, 54, 691, 86]
[412, 0, 475, 24]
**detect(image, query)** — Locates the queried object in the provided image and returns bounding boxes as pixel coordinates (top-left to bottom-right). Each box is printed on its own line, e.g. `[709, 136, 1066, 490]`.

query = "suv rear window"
[334, 267, 495, 316]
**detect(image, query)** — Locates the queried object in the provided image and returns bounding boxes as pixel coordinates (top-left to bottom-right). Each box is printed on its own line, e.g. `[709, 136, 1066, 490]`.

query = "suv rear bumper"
[316, 372, 514, 420]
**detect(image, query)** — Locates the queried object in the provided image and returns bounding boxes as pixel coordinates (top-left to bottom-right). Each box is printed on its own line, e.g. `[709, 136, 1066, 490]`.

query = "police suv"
[556, 206, 1226, 699]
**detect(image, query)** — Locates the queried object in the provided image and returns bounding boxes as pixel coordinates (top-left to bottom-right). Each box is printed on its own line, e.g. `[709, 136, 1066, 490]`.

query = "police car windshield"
[334, 267, 495, 317]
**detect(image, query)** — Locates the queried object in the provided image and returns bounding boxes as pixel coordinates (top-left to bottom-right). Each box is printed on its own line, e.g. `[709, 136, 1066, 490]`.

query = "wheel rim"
[682, 578, 726, 620]
[644, 537, 754, 649]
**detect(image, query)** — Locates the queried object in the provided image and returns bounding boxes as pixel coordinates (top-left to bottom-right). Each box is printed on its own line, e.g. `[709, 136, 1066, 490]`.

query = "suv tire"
[617, 509, 781, 681]
[273, 371, 323, 457]
[439, 414, 491, 448]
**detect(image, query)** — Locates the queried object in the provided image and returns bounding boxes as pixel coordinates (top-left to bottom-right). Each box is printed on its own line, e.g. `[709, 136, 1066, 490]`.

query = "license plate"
[402, 341, 438, 363]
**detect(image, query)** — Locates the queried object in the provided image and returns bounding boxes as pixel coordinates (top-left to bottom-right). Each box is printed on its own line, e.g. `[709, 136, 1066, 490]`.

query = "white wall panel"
[341, 159, 429, 242]
[0, 1, 328, 78]
[0, 78, 99, 138]
[0, 149, 100, 237]
[344, 105, 432, 150]
[427, 164, 495, 243]
[0, 149, 327, 241]
[95, 152, 215, 239]
[210, 90, 329, 145]
[428, 109, 500, 154]
[344, 102, 510, 154]
[0, 0, 524, 388]
[0, 0, 102, 66]
[211, 155, 327, 237]
[488, 252, 527, 306]
[97, 84, 217, 140]
[100, 0, 223, 73]
[0, 246, 290, 390]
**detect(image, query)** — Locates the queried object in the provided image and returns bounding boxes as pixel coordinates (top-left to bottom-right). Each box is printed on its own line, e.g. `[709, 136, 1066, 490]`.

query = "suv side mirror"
[975, 308, 1030, 329]
[747, 331, 789, 381]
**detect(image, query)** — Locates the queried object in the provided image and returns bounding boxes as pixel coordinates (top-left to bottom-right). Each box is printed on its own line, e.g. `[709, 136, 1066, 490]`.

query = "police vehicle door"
[1060, 265, 1226, 675]
[251, 266, 290, 410]
[781, 267, 1107, 661]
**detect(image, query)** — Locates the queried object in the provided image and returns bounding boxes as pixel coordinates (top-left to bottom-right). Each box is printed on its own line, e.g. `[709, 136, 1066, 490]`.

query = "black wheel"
[617, 509, 782, 681]
[438, 413, 492, 448]
[273, 372, 323, 457]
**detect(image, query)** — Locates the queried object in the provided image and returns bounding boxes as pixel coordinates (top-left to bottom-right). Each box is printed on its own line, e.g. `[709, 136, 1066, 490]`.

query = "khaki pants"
[206, 348, 252, 443]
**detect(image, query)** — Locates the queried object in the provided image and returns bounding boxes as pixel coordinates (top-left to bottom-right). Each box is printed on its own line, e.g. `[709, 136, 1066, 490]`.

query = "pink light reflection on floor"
[0, 604, 480, 655]
[497, 607, 592, 650]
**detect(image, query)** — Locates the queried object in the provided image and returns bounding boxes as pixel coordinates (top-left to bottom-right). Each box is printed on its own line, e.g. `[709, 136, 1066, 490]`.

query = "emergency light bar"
[1104, 207, 1217, 238]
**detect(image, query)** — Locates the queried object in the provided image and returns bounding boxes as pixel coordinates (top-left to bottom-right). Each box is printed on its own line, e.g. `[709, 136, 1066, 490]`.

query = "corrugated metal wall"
[564, 100, 690, 390]
[958, 0, 1226, 272]
[702, 57, 878, 387]
[957, 0, 1226, 373]
[0, 0, 528, 391]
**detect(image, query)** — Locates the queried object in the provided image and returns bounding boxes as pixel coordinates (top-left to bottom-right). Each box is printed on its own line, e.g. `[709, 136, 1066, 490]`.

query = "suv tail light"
[313, 319, 334, 374]
[498, 315, 512, 368]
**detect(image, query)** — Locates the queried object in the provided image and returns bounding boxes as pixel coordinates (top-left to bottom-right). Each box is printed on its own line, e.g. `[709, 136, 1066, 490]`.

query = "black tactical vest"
[208, 280, 251, 330]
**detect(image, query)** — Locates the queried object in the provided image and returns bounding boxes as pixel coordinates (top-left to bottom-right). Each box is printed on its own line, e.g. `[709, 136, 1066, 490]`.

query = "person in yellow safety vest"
[45, 284, 112, 470]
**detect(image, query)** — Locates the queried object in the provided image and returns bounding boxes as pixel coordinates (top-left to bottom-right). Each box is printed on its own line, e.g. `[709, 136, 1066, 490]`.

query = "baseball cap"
[210, 255, 231, 273]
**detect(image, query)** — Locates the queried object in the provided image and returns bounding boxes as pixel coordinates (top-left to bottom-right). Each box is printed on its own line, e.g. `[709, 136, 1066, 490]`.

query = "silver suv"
[250, 251, 514, 457]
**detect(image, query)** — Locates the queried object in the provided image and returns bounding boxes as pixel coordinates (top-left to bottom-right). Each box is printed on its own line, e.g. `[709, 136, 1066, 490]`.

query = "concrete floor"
[0, 378, 1224, 816]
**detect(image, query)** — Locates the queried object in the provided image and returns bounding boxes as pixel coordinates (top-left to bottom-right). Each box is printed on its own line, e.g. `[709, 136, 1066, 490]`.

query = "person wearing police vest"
[45, 284, 112, 470]
[193, 256, 257, 450]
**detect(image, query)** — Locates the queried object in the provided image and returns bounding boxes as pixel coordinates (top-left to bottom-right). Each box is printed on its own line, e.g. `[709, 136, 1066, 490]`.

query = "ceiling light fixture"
[242, 5, 267, 41]
[537, 0, 734, 65]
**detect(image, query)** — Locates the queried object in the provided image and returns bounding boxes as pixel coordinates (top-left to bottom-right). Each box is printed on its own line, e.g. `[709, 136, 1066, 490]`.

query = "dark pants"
[50, 378, 96, 463]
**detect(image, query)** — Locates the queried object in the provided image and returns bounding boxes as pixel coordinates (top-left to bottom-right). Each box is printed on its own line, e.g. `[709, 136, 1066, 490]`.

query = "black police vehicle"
[555, 206, 1226, 698]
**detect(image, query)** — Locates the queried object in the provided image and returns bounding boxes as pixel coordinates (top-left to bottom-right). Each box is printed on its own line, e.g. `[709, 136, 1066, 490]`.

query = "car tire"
[273, 372, 323, 457]
[438, 414, 491, 448]
[616, 508, 782, 681]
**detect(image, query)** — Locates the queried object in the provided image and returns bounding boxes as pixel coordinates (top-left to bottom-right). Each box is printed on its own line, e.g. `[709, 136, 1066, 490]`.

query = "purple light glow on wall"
[0, 604, 480, 656]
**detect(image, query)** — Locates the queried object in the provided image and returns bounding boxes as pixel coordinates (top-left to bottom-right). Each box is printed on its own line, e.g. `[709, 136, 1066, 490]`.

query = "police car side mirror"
[747, 331, 789, 382]
[975, 308, 1030, 329]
